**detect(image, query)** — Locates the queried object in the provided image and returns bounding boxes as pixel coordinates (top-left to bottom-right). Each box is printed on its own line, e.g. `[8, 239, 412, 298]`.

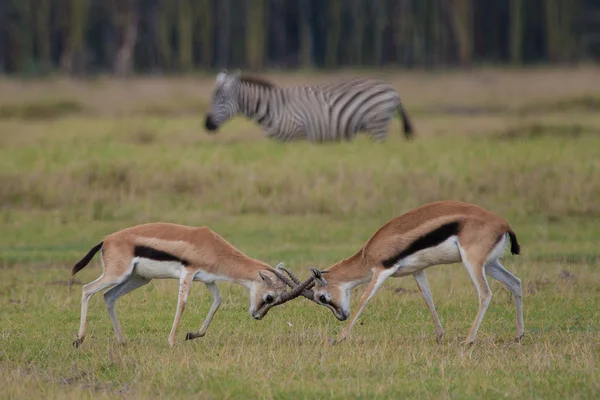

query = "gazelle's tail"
[69, 242, 103, 296]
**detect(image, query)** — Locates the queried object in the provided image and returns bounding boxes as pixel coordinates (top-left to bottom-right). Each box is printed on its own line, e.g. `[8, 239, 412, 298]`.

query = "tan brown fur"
[71, 222, 288, 348]
[308, 200, 524, 345]
[106, 223, 272, 281]
[363, 201, 511, 264]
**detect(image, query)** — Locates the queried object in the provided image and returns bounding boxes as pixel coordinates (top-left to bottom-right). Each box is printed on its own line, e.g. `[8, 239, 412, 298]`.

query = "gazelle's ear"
[259, 270, 273, 287]
[275, 262, 284, 270]
[310, 267, 328, 286]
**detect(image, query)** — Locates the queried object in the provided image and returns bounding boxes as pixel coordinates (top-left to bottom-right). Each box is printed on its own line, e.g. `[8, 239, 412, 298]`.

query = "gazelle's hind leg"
[103, 274, 151, 344]
[185, 282, 222, 341]
[458, 244, 493, 345]
[486, 260, 524, 341]
[413, 271, 445, 343]
[74, 276, 118, 348]
[74, 250, 134, 348]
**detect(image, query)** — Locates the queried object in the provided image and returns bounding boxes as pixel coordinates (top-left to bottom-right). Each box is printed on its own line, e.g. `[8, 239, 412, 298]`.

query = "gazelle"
[69, 222, 313, 348]
[278, 200, 525, 345]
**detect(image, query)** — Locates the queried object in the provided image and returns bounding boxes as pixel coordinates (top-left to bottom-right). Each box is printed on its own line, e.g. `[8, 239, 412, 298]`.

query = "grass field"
[1, 66, 600, 399]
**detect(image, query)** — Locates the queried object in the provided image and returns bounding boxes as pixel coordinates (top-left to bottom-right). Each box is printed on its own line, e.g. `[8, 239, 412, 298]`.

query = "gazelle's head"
[309, 269, 351, 321]
[250, 264, 318, 320]
[205, 70, 241, 132]
[249, 267, 288, 319]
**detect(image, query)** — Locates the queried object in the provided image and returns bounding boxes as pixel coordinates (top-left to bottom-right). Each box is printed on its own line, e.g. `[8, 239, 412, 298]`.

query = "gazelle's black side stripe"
[382, 222, 461, 268]
[134, 246, 189, 266]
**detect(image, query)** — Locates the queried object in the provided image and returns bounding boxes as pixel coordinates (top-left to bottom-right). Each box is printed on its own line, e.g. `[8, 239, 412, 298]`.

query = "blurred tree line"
[0, 0, 599, 75]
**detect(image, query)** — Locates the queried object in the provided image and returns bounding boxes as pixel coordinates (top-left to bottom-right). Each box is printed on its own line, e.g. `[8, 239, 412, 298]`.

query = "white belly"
[133, 257, 183, 280]
[393, 236, 462, 276]
[193, 270, 231, 283]
[133, 257, 233, 283]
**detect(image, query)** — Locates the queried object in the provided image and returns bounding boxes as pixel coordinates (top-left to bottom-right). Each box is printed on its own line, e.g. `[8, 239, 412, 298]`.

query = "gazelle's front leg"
[185, 282, 221, 341]
[336, 267, 396, 343]
[459, 245, 493, 345]
[168, 269, 195, 347]
[413, 270, 444, 343]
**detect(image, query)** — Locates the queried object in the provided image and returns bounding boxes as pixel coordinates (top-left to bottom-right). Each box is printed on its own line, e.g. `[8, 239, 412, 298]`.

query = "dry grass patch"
[1, 69, 600, 399]
[0, 98, 84, 120]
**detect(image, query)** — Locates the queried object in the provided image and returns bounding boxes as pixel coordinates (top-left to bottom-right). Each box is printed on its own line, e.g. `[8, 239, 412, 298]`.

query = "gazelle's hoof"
[73, 339, 82, 349]
[515, 334, 524, 343]
[186, 331, 205, 341]
[331, 335, 348, 345]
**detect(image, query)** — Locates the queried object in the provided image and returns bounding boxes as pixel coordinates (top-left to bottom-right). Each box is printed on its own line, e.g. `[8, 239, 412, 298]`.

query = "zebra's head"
[205, 70, 241, 132]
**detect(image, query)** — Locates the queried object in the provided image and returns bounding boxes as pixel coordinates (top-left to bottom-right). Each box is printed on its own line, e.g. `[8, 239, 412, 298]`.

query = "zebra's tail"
[398, 104, 414, 139]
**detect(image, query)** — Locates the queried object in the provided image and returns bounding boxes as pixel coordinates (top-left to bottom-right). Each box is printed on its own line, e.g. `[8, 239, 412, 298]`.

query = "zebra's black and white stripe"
[205, 71, 414, 143]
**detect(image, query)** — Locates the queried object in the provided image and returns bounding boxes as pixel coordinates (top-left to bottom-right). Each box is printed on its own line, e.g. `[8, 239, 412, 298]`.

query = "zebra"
[204, 70, 414, 143]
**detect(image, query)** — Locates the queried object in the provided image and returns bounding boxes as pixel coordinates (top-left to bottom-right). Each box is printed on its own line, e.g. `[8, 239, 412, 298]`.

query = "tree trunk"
[406, 0, 425, 66]
[447, 0, 473, 66]
[432, 0, 442, 65]
[371, 0, 386, 66]
[0, 0, 5, 72]
[177, 0, 193, 71]
[325, 0, 341, 68]
[198, 0, 212, 68]
[157, 1, 172, 70]
[217, 0, 231, 68]
[113, 0, 138, 76]
[17, 0, 34, 73]
[271, 0, 287, 67]
[60, 0, 90, 75]
[509, 0, 523, 64]
[544, 0, 575, 62]
[34, 0, 52, 72]
[555, 0, 579, 62]
[245, 0, 267, 70]
[351, 0, 364, 66]
[299, 0, 313, 69]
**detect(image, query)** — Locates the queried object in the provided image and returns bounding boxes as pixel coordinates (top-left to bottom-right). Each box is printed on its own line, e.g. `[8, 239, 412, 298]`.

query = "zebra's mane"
[239, 75, 277, 88]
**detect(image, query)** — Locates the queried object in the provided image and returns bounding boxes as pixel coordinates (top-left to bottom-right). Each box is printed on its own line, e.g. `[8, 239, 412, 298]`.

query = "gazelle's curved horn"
[278, 275, 316, 303]
[271, 267, 316, 299]
[279, 267, 318, 300]
[278, 266, 301, 285]
[270, 268, 297, 289]
[254, 274, 316, 319]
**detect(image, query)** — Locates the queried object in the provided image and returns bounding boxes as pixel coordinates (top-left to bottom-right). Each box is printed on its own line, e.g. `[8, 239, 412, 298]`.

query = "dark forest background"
[1, 0, 600, 76]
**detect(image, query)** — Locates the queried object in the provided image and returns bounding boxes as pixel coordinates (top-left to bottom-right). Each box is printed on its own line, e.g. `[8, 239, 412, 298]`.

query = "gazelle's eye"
[265, 295, 274, 304]
[319, 294, 328, 304]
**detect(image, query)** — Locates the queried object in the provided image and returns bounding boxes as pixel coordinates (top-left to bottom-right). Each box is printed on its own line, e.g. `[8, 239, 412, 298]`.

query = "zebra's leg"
[363, 116, 392, 142]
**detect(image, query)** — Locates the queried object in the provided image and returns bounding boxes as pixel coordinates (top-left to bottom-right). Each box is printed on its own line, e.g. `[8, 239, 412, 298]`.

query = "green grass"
[1, 69, 600, 399]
